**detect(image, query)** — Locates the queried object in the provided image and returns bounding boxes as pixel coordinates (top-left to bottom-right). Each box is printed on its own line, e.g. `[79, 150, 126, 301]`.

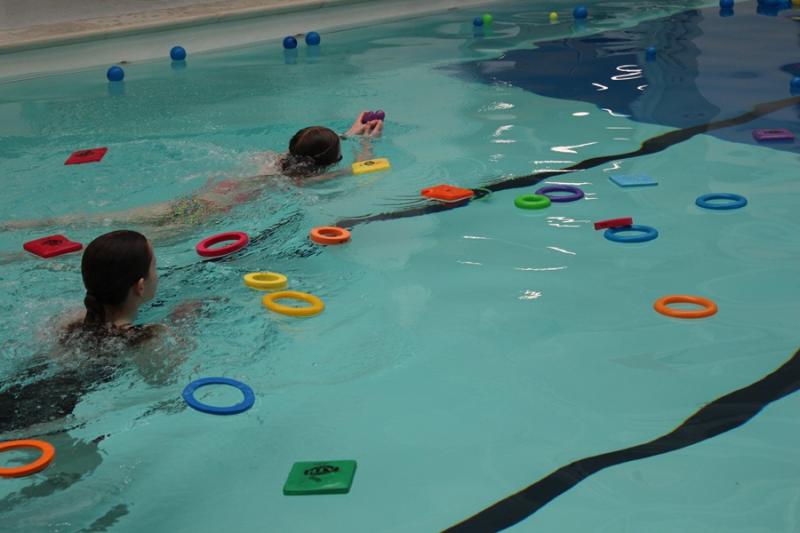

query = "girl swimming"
[62, 229, 160, 343]
[2, 230, 198, 435]
[1, 113, 383, 235]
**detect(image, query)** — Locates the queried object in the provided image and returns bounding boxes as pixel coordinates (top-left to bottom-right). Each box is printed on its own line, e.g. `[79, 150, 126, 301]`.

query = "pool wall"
[0, 0, 503, 80]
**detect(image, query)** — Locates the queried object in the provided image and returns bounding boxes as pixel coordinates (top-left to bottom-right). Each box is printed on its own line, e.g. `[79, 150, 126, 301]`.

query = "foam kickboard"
[609, 175, 658, 188]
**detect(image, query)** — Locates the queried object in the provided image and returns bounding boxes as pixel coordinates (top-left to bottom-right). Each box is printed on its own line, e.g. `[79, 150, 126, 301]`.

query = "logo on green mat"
[304, 464, 340, 479]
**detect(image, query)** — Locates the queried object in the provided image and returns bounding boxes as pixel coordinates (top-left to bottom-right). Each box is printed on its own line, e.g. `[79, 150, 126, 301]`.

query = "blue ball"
[573, 6, 588, 19]
[305, 32, 321, 46]
[473, 16, 484, 26]
[791, 76, 800, 88]
[645, 46, 657, 60]
[170, 46, 186, 61]
[283, 36, 298, 50]
[719, 0, 734, 7]
[106, 66, 124, 82]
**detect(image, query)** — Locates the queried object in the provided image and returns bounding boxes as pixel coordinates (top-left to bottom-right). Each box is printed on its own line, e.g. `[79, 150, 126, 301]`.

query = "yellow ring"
[262, 290, 324, 317]
[243, 272, 288, 291]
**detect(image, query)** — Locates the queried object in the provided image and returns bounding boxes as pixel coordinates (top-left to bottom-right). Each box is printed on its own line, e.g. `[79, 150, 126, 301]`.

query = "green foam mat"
[283, 460, 357, 495]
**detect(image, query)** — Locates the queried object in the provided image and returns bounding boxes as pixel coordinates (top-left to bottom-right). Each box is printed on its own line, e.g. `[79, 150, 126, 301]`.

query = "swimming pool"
[2, 0, 800, 530]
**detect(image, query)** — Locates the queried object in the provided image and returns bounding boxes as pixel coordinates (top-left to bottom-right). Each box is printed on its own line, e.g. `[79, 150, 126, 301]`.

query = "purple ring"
[534, 185, 584, 203]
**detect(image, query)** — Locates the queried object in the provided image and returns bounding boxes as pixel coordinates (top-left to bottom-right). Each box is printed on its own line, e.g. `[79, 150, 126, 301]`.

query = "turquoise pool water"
[2, 0, 800, 531]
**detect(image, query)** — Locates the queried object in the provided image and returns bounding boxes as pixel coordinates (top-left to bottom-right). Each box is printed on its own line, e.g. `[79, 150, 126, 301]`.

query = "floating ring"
[196, 232, 249, 258]
[262, 290, 324, 317]
[243, 272, 288, 290]
[695, 193, 747, 210]
[309, 226, 351, 245]
[654, 295, 718, 319]
[514, 194, 551, 210]
[604, 224, 659, 243]
[0, 440, 55, 478]
[535, 185, 585, 203]
[182, 377, 255, 415]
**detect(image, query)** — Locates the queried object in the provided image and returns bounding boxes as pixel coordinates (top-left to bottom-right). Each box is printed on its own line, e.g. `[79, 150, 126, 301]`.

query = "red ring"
[196, 232, 250, 258]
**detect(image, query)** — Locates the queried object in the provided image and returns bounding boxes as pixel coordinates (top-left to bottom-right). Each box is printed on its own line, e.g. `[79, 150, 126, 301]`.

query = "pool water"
[2, 0, 800, 531]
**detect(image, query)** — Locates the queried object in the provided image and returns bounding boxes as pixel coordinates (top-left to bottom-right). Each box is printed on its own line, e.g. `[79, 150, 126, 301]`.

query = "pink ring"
[196, 232, 250, 258]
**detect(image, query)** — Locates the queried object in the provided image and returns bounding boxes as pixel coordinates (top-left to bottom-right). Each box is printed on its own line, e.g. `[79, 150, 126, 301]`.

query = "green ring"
[514, 194, 551, 210]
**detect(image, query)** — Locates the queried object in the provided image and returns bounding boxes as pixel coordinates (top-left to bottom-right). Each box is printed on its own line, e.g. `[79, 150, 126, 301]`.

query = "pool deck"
[0, 0, 358, 53]
[0, 0, 500, 80]
[0, 0, 495, 53]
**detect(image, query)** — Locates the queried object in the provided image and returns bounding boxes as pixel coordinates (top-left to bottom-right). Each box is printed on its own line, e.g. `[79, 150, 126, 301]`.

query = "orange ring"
[653, 295, 718, 319]
[309, 226, 351, 245]
[0, 439, 55, 478]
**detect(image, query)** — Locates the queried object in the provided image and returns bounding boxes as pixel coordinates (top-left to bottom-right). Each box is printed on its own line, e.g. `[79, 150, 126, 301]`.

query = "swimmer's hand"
[344, 112, 383, 138]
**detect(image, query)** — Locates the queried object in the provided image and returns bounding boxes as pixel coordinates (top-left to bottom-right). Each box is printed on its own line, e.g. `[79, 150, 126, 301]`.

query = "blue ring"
[603, 224, 659, 243]
[695, 193, 747, 210]
[182, 377, 255, 415]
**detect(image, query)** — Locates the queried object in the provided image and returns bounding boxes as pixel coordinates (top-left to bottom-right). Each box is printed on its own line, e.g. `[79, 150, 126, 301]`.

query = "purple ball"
[361, 111, 375, 124]
[375, 110, 385, 120]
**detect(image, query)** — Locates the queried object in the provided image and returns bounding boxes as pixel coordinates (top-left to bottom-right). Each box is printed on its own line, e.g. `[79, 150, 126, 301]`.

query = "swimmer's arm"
[136, 298, 223, 384]
[131, 327, 192, 386]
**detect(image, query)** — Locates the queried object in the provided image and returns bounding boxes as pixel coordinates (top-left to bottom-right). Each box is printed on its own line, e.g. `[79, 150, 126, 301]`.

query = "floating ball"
[645, 46, 657, 60]
[549, 11, 559, 22]
[170, 46, 186, 61]
[719, 0, 734, 7]
[573, 6, 588, 19]
[283, 36, 298, 50]
[305, 32, 321, 46]
[473, 16, 484, 27]
[106, 66, 124, 82]
[482, 13, 493, 25]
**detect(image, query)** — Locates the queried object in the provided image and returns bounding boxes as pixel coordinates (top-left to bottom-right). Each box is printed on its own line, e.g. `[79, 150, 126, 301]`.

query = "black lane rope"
[446, 347, 800, 532]
[336, 95, 800, 229]
[433, 95, 800, 531]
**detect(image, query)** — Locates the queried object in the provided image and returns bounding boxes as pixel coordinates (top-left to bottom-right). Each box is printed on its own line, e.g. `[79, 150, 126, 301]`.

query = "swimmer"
[280, 113, 383, 181]
[61, 229, 161, 342]
[1, 230, 202, 436]
[1, 112, 384, 236]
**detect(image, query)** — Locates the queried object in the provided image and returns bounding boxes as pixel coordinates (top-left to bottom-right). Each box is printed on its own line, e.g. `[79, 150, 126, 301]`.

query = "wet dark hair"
[281, 126, 342, 178]
[63, 230, 154, 345]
